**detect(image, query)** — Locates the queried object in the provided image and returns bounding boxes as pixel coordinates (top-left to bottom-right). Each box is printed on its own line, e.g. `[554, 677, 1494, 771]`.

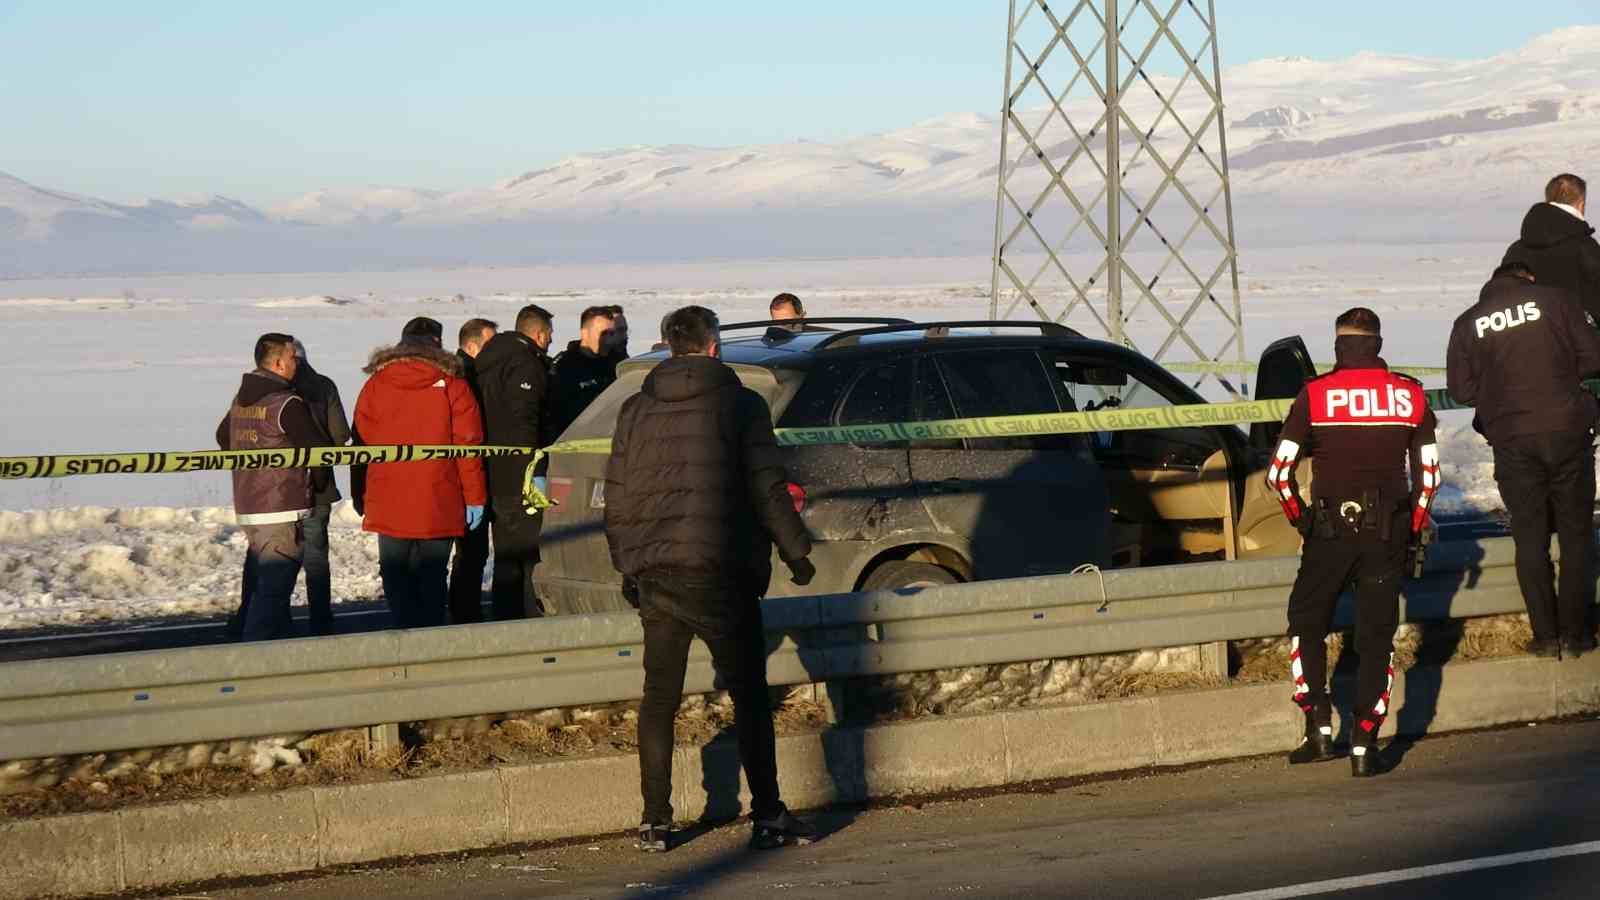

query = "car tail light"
[548, 477, 573, 508]
[785, 482, 806, 514]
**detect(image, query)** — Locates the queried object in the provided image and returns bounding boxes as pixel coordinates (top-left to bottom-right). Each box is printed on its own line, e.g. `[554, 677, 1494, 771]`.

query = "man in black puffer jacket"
[474, 305, 553, 620]
[604, 305, 815, 853]
[1503, 173, 1600, 324]
[547, 305, 626, 439]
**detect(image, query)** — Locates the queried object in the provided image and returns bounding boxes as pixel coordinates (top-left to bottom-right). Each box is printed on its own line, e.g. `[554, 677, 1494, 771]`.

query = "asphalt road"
[178, 717, 1600, 900]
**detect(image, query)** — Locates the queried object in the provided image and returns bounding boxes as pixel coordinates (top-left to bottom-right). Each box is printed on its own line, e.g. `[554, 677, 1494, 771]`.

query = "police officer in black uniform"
[1448, 261, 1600, 659]
[1267, 308, 1440, 777]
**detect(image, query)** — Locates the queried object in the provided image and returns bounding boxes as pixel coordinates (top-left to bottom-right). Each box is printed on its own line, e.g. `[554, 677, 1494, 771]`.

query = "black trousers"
[448, 508, 491, 624]
[636, 575, 782, 827]
[1492, 430, 1596, 644]
[489, 502, 544, 620]
[377, 535, 451, 629]
[1287, 510, 1406, 747]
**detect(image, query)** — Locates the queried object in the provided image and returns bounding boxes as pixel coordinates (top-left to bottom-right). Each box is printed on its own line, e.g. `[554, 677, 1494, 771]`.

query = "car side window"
[838, 357, 913, 448]
[934, 350, 1091, 454]
[778, 359, 859, 429]
[1049, 357, 1219, 469]
[910, 355, 963, 450]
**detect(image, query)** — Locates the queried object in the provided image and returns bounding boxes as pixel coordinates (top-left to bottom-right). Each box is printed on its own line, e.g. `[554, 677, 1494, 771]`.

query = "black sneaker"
[1560, 636, 1596, 660]
[636, 823, 669, 853]
[1528, 638, 1563, 659]
[751, 810, 815, 850]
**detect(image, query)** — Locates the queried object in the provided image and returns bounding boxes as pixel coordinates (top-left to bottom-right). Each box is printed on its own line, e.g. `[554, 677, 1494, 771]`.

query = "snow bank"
[254, 295, 356, 308]
[0, 503, 381, 630]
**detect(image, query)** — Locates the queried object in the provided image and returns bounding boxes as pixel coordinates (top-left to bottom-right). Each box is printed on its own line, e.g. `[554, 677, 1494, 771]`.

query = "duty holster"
[1299, 489, 1397, 541]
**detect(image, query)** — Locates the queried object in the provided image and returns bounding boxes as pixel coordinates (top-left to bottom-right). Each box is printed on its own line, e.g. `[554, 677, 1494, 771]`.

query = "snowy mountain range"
[4, 26, 1598, 276]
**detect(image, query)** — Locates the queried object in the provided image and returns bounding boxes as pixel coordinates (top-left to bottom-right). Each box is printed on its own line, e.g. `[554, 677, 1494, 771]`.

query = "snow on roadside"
[0, 502, 380, 630]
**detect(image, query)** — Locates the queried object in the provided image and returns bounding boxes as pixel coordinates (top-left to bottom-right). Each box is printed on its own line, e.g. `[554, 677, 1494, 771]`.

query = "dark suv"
[534, 319, 1312, 614]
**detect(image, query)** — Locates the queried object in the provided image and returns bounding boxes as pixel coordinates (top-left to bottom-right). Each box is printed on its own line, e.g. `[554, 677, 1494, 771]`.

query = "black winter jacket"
[603, 355, 811, 593]
[474, 332, 552, 504]
[1448, 274, 1600, 445]
[457, 350, 485, 410]
[292, 360, 351, 506]
[547, 340, 619, 439]
[1502, 203, 1600, 324]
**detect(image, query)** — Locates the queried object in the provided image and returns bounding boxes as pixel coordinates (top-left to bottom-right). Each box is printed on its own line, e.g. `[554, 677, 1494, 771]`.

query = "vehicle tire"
[861, 560, 961, 591]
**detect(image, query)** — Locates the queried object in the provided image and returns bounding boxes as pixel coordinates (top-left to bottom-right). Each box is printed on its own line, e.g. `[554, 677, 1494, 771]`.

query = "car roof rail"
[719, 316, 914, 334]
[813, 320, 1084, 350]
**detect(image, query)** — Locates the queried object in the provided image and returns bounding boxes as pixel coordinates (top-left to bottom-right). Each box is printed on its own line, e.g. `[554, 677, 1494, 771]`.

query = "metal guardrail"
[0, 537, 1532, 761]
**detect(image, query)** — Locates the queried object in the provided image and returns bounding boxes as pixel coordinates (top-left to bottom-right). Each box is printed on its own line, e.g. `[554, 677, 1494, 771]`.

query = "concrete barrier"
[2, 651, 1596, 899]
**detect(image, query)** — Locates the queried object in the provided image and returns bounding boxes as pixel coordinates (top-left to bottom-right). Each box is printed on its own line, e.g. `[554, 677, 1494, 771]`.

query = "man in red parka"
[351, 317, 489, 628]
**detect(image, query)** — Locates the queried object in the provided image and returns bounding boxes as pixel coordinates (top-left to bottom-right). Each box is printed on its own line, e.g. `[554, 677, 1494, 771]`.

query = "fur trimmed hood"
[362, 341, 464, 378]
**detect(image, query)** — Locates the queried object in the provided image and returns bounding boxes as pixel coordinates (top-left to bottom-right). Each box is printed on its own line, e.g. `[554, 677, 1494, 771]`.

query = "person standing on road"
[1266, 308, 1440, 777]
[475, 304, 555, 619]
[351, 317, 488, 629]
[290, 339, 351, 635]
[1448, 261, 1600, 660]
[226, 338, 350, 639]
[604, 305, 818, 853]
[217, 333, 327, 642]
[547, 305, 625, 439]
[447, 317, 498, 624]
[1502, 174, 1600, 325]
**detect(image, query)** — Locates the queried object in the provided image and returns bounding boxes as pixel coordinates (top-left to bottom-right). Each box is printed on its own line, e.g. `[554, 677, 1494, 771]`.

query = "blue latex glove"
[465, 505, 485, 531]
[533, 475, 548, 496]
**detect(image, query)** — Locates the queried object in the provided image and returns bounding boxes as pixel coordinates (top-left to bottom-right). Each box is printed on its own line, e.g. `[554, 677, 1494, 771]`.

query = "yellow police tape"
[510, 396, 1319, 511]
[0, 445, 533, 481]
[0, 385, 1472, 495]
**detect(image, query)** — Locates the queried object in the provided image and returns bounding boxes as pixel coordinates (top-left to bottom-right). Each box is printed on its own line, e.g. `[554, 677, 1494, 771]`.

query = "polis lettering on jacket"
[1475, 301, 1541, 338]
[1323, 384, 1415, 419]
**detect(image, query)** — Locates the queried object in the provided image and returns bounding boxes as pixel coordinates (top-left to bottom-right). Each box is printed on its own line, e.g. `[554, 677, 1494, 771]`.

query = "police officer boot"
[1287, 714, 1337, 765]
[1350, 743, 1390, 778]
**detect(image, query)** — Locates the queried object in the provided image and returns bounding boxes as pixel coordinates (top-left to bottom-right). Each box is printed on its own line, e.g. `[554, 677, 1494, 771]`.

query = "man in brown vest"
[217, 333, 327, 641]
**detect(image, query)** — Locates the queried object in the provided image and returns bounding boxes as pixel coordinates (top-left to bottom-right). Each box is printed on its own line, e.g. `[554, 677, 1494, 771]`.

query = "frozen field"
[0, 245, 1510, 628]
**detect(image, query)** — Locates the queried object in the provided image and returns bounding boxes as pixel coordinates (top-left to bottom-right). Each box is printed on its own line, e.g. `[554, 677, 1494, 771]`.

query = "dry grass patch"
[1092, 671, 1226, 700]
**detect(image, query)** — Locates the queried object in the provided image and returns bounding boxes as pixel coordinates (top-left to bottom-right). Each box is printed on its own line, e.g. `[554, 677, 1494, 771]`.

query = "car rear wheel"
[861, 560, 961, 591]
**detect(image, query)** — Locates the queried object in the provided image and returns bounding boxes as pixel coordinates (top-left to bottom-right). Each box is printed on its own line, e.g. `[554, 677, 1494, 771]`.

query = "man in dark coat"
[1449, 261, 1600, 659]
[217, 333, 326, 642]
[447, 317, 498, 623]
[290, 340, 350, 634]
[547, 305, 625, 439]
[1502, 173, 1600, 324]
[474, 305, 554, 619]
[604, 305, 816, 852]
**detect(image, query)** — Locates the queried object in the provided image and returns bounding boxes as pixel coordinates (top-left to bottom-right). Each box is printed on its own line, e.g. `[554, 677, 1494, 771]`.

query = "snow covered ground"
[0, 245, 1507, 630]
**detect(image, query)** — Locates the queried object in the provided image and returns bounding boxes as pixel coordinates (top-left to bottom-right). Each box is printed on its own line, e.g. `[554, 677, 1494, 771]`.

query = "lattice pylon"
[988, 0, 1247, 397]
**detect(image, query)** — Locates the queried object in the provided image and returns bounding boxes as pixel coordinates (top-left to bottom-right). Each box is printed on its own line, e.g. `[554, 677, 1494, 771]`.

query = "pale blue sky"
[1, 1, 1592, 205]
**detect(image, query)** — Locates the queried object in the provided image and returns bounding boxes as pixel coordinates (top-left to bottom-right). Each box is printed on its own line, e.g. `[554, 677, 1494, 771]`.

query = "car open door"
[1249, 336, 1317, 452]
[1235, 336, 1318, 561]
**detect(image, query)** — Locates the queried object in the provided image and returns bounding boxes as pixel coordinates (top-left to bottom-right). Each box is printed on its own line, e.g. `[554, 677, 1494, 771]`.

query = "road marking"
[1199, 840, 1600, 899]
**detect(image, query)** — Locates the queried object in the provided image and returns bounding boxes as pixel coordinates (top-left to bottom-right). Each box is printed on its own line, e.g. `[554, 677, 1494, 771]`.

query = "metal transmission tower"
[989, 0, 1247, 396]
